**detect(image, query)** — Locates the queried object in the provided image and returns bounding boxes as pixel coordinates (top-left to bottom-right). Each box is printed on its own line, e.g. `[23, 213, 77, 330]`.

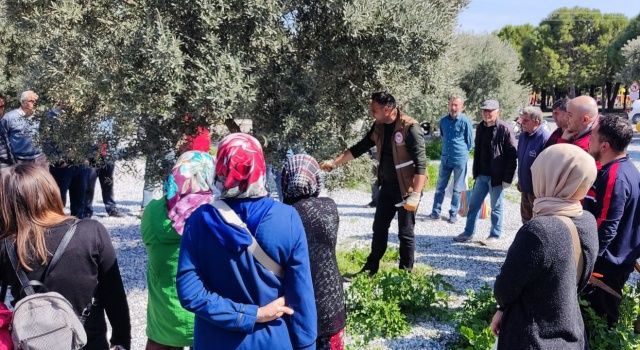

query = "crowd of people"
[0, 88, 638, 350]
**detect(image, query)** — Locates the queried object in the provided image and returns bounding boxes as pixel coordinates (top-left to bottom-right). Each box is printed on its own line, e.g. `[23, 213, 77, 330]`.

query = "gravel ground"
[86, 133, 640, 350]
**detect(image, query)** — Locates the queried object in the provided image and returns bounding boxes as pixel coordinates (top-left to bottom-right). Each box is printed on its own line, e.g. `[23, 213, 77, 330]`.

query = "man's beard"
[589, 149, 601, 162]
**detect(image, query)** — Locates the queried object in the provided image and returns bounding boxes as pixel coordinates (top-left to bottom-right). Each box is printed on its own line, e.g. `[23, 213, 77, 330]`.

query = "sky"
[457, 0, 640, 33]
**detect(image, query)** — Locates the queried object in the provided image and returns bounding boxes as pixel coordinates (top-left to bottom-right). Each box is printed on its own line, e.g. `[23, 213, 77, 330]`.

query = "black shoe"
[342, 267, 376, 282]
[108, 210, 125, 218]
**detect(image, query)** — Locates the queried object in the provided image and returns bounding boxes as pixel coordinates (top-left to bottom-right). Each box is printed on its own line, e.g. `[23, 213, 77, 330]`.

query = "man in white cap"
[454, 99, 517, 244]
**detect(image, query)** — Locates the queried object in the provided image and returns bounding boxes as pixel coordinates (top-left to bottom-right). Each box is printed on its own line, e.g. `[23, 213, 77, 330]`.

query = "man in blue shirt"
[429, 96, 473, 223]
[516, 106, 549, 223]
[0, 90, 46, 168]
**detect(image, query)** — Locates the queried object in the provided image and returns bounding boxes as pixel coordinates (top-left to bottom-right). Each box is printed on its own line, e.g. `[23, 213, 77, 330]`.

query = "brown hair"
[0, 164, 70, 270]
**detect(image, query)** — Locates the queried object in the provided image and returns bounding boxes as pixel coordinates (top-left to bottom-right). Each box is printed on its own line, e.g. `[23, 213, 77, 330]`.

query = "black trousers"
[50, 164, 91, 218]
[85, 160, 117, 217]
[364, 184, 416, 273]
[583, 259, 633, 325]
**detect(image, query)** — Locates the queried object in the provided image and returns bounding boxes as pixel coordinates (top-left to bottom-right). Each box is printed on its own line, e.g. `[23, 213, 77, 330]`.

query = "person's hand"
[257, 296, 294, 323]
[502, 182, 511, 189]
[490, 310, 503, 337]
[402, 191, 421, 212]
[320, 160, 336, 172]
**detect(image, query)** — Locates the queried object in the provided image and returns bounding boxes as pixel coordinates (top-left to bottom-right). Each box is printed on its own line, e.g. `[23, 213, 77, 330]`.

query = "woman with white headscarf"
[490, 143, 599, 349]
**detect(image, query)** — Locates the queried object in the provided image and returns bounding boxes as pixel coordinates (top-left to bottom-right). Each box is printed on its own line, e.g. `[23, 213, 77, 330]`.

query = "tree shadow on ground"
[107, 224, 147, 293]
[343, 230, 507, 293]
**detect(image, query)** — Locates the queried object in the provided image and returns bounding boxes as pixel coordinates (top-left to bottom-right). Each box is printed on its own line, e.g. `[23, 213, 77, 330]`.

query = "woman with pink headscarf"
[141, 151, 216, 350]
[176, 133, 317, 350]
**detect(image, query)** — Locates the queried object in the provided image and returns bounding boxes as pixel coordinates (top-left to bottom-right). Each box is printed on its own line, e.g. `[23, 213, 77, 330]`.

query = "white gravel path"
[85, 132, 640, 350]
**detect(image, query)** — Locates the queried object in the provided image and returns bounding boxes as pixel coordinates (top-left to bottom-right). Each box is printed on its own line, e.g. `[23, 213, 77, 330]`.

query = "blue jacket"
[584, 156, 640, 267]
[516, 126, 550, 194]
[439, 113, 473, 165]
[177, 197, 317, 350]
[0, 108, 42, 163]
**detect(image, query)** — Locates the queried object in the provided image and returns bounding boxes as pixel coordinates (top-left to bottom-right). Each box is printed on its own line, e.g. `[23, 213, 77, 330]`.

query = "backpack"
[1, 220, 88, 350]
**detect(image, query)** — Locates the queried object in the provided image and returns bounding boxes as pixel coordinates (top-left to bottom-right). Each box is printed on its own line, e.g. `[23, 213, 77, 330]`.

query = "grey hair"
[19, 90, 38, 103]
[449, 95, 465, 104]
[520, 106, 544, 123]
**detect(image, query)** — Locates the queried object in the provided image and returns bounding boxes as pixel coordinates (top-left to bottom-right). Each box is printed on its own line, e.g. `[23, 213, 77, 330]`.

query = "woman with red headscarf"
[176, 133, 317, 350]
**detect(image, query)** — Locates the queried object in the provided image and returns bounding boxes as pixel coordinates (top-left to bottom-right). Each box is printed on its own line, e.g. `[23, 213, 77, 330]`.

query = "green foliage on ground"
[451, 285, 497, 350]
[337, 247, 452, 349]
[451, 282, 640, 350]
[425, 139, 443, 160]
[582, 283, 640, 350]
[426, 163, 439, 190]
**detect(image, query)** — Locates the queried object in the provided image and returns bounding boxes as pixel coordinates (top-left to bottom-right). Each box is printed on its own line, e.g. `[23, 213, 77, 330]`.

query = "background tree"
[2, 0, 471, 177]
[499, 7, 629, 110]
[450, 34, 529, 120]
[609, 14, 640, 74]
[619, 36, 640, 84]
[495, 24, 536, 91]
[251, 0, 469, 163]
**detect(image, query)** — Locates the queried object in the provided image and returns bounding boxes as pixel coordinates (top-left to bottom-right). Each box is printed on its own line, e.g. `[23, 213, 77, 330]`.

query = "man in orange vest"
[321, 91, 427, 275]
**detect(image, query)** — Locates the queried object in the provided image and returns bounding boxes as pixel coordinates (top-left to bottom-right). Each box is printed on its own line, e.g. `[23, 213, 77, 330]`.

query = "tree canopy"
[497, 7, 635, 110]
[0, 0, 472, 173]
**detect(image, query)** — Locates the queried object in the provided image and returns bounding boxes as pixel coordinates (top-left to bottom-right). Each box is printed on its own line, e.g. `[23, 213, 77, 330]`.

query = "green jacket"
[141, 197, 194, 347]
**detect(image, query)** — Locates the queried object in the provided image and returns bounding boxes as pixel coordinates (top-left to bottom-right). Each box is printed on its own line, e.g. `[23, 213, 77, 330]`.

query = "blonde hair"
[0, 164, 70, 270]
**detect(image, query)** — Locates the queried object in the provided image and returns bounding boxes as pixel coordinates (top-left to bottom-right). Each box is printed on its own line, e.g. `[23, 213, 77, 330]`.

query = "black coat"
[472, 119, 517, 187]
[494, 213, 599, 350]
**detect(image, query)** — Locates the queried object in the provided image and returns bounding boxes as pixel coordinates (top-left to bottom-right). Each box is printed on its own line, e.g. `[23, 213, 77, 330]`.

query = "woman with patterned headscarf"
[176, 133, 317, 350]
[141, 151, 217, 350]
[281, 154, 346, 350]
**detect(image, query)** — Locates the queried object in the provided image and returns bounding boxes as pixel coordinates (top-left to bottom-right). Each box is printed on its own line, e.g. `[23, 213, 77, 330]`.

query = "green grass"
[504, 191, 520, 204]
[426, 163, 439, 190]
[337, 246, 400, 275]
[338, 246, 453, 348]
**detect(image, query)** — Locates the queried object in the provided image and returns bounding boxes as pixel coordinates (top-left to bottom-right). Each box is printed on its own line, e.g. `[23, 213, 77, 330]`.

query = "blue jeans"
[463, 175, 504, 237]
[431, 160, 467, 217]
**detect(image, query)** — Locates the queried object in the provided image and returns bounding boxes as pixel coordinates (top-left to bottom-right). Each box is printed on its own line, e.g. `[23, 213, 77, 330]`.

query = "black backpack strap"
[0, 280, 7, 302]
[4, 239, 35, 296]
[42, 219, 79, 280]
[4, 219, 79, 297]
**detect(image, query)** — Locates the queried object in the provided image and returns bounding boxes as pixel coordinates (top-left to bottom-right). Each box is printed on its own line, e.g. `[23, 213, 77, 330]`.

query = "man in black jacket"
[454, 99, 517, 244]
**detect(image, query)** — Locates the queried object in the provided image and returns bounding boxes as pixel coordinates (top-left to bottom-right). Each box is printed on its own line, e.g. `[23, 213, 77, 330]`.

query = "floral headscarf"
[215, 133, 268, 199]
[165, 151, 217, 234]
[281, 154, 322, 204]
